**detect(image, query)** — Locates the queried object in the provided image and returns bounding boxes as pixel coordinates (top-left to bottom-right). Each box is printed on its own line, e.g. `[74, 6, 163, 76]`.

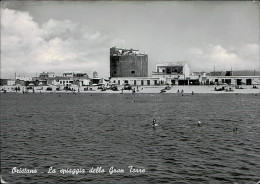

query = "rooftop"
[156, 62, 187, 67]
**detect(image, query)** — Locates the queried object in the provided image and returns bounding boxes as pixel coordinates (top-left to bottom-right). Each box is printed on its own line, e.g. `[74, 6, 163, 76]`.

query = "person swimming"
[233, 127, 238, 132]
[197, 121, 201, 126]
[152, 119, 159, 127]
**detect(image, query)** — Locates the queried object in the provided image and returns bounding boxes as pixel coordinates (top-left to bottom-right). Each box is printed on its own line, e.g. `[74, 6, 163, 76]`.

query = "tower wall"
[110, 47, 148, 77]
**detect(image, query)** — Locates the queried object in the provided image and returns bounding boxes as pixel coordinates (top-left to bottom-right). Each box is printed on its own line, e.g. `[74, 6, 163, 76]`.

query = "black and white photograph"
[1, 0, 260, 183]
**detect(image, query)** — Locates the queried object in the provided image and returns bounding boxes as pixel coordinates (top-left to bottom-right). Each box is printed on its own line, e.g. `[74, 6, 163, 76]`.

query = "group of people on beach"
[177, 89, 194, 95]
[252, 85, 258, 89]
[177, 89, 184, 93]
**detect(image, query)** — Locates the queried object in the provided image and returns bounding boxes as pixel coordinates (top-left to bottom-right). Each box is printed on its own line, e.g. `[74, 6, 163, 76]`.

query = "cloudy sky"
[1, 1, 259, 78]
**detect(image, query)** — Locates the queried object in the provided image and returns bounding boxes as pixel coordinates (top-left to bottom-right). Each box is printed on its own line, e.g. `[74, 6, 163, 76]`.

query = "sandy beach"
[1, 85, 259, 94]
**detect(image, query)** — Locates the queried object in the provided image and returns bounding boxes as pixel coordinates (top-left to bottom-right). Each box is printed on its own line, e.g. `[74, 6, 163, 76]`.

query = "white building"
[205, 76, 260, 85]
[152, 62, 198, 85]
[7, 80, 16, 86]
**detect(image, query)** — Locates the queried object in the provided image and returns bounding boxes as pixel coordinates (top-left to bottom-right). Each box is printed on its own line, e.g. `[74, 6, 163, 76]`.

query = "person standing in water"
[153, 119, 158, 127]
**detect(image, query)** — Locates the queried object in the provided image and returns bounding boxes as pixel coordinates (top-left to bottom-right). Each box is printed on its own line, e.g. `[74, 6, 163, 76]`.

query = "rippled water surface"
[1, 93, 260, 184]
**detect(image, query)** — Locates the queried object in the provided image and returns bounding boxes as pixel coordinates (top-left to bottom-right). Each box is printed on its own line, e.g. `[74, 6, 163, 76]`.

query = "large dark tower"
[110, 47, 148, 77]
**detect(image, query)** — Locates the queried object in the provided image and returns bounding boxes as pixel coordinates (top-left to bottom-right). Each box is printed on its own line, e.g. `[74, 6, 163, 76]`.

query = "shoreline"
[1, 85, 259, 94]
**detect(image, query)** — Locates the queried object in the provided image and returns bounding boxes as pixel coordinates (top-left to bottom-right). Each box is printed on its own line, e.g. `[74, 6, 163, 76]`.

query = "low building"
[46, 76, 91, 86]
[39, 72, 55, 79]
[205, 75, 260, 85]
[111, 77, 160, 86]
[63, 71, 88, 78]
[7, 80, 16, 86]
[15, 76, 34, 86]
[152, 62, 199, 85]
[16, 76, 33, 81]
[0, 79, 9, 86]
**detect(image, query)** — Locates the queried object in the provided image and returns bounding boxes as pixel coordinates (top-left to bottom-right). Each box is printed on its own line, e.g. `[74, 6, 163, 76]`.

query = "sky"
[1, 1, 259, 79]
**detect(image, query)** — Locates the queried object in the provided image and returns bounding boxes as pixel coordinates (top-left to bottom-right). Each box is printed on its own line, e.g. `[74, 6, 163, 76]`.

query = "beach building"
[35, 72, 55, 85]
[63, 71, 88, 78]
[7, 79, 16, 86]
[15, 76, 34, 86]
[37, 71, 90, 86]
[110, 47, 148, 77]
[16, 76, 33, 81]
[152, 62, 200, 85]
[0, 79, 16, 86]
[90, 71, 101, 85]
[111, 77, 160, 86]
[0, 79, 9, 86]
[39, 72, 55, 79]
[205, 75, 260, 85]
[46, 77, 90, 86]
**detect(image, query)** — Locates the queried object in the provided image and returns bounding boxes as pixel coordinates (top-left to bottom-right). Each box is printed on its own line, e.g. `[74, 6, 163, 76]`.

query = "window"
[173, 68, 178, 73]
[131, 71, 135, 74]
[154, 80, 157, 85]
[125, 80, 128, 84]
[134, 80, 136, 85]
[118, 80, 120, 85]
[141, 80, 144, 85]
[147, 80, 150, 85]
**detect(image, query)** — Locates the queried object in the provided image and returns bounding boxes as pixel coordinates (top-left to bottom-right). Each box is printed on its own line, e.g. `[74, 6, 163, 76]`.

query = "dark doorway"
[171, 80, 175, 85]
[246, 79, 252, 85]
[224, 79, 231, 85]
[237, 79, 242, 85]
[178, 80, 188, 85]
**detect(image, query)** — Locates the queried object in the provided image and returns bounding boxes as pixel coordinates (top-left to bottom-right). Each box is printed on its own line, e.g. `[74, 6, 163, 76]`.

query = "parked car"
[46, 87, 52, 91]
[124, 84, 132, 90]
[111, 85, 119, 91]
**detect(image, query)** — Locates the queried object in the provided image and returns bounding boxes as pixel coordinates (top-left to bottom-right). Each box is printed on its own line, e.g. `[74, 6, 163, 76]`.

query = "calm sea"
[1, 93, 260, 184]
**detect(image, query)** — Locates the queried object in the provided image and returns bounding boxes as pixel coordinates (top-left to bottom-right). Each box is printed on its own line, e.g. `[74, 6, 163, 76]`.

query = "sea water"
[1, 93, 260, 183]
